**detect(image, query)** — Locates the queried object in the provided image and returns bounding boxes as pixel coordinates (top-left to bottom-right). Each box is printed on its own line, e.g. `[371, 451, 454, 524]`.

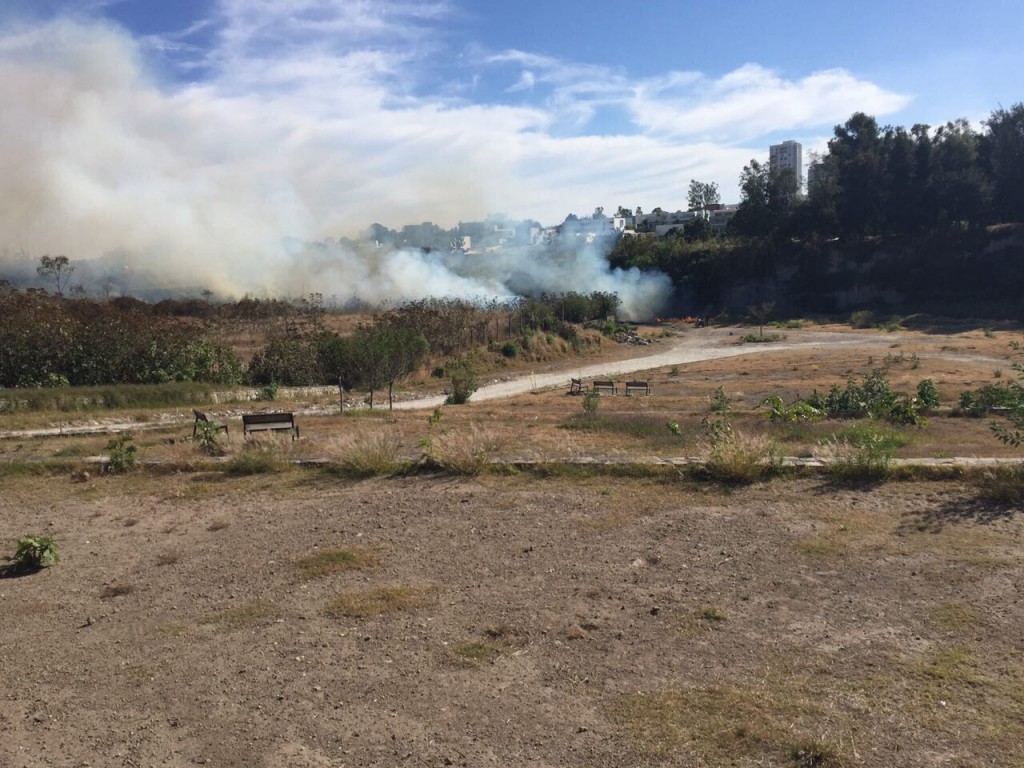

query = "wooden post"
[338, 378, 344, 413]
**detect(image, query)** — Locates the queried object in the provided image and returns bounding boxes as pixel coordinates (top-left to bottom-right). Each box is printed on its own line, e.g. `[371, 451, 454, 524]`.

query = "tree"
[37, 255, 74, 299]
[592, 206, 606, 219]
[687, 180, 721, 211]
[983, 103, 1024, 223]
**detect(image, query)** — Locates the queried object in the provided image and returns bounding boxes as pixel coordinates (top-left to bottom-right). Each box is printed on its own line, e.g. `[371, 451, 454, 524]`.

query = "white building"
[769, 140, 803, 193]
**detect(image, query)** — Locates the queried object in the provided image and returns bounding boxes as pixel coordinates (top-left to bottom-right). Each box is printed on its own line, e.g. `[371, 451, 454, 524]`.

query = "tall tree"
[829, 112, 884, 235]
[687, 180, 721, 211]
[983, 103, 1024, 223]
[37, 255, 74, 299]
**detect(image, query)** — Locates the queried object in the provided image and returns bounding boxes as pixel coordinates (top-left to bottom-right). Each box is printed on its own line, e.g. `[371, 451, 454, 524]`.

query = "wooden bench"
[242, 412, 299, 439]
[625, 380, 651, 396]
[192, 408, 228, 438]
[592, 380, 617, 396]
[569, 377, 587, 395]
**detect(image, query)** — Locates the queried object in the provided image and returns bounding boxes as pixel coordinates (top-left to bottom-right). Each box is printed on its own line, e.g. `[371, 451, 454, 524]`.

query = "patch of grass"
[741, 332, 785, 343]
[929, 601, 980, 633]
[324, 585, 427, 618]
[226, 444, 285, 475]
[451, 624, 523, 665]
[814, 426, 900, 485]
[334, 430, 404, 477]
[424, 423, 509, 475]
[699, 605, 727, 625]
[562, 413, 694, 450]
[293, 547, 378, 580]
[918, 645, 979, 682]
[609, 686, 845, 765]
[792, 536, 845, 559]
[974, 464, 1024, 505]
[698, 430, 779, 485]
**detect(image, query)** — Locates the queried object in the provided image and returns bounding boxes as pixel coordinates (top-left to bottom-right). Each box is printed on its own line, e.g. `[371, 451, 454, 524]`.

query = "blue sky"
[0, 0, 1020, 297]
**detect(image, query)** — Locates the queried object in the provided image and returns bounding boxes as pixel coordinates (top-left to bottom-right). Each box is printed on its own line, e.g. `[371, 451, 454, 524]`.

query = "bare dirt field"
[2, 321, 1024, 767]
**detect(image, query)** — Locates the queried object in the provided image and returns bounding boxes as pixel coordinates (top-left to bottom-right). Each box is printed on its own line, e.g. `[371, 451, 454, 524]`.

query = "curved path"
[393, 327, 900, 410]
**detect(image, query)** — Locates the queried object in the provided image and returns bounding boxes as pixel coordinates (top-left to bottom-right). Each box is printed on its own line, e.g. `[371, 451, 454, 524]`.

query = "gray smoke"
[0, 16, 672, 319]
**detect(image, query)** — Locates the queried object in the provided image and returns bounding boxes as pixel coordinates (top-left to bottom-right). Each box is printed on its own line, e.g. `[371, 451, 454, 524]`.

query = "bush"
[582, 389, 600, 415]
[424, 423, 508, 475]
[445, 361, 478, 405]
[226, 445, 284, 475]
[697, 427, 777, 484]
[195, 420, 226, 456]
[5, 535, 59, 573]
[499, 341, 518, 358]
[976, 465, 1024, 505]
[106, 433, 137, 473]
[815, 428, 895, 484]
[335, 431, 404, 477]
[917, 378, 940, 410]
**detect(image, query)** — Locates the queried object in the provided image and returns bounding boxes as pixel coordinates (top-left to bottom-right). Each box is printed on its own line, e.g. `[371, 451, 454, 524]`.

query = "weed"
[974, 464, 1024, 505]
[4, 535, 59, 574]
[917, 378, 940, 410]
[335, 430, 404, 477]
[226, 444, 284, 475]
[106, 432, 137, 473]
[698, 428, 777, 484]
[425, 423, 508, 475]
[699, 605, 727, 624]
[445, 360, 478, 405]
[669, 365, 680, 377]
[325, 585, 426, 618]
[709, 386, 731, 414]
[929, 601, 980, 633]
[582, 389, 600, 414]
[815, 430, 895, 485]
[195, 420, 225, 456]
[204, 600, 279, 629]
[259, 381, 279, 401]
[293, 548, 378, 580]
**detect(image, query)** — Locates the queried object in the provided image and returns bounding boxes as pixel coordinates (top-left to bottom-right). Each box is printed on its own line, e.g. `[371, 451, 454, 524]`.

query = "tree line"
[730, 105, 1024, 239]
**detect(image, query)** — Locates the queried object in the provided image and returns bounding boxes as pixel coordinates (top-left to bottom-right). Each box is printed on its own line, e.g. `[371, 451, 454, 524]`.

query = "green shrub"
[499, 341, 518, 358]
[698, 426, 778, 484]
[106, 432, 137, 473]
[6, 535, 59, 573]
[445, 361, 478, 405]
[975, 465, 1024, 505]
[917, 378, 940, 410]
[709, 386, 731, 414]
[849, 309, 876, 329]
[582, 389, 600, 415]
[195, 420, 225, 456]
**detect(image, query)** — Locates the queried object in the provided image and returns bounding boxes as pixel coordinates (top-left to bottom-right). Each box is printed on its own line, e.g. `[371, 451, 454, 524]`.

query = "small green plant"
[666, 421, 681, 435]
[916, 378, 940, 410]
[259, 381, 279, 401]
[699, 605, 727, 624]
[815, 428, 895, 484]
[195, 420, 225, 456]
[499, 340, 518, 358]
[761, 395, 821, 422]
[5, 535, 59, 573]
[106, 432, 137, 473]
[428, 407, 444, 427]
[294, 548, 378, 580]
[582, 389, 600, 415]
[669, 365, 680, 377]
[709, 387, 731, 414]
[445, 360, 478, 405]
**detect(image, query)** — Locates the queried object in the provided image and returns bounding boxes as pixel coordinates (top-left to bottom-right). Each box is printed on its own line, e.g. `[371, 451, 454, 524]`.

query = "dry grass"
[292, 547, 378, 580]
[609, 686, 848, 765]
[697, 429, 777, 484]
[331, 428, 405, 477]
[324, 585, 429, 618]
[202, 600, 280, 630]
[425, 422, 512, 475]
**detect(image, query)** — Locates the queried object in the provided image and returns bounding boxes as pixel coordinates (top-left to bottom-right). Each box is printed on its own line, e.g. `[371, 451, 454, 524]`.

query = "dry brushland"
[3, 320, 1024, 767]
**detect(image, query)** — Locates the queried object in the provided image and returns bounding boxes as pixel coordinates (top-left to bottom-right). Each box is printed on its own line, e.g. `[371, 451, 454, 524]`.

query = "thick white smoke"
[0, 17, 674, 319]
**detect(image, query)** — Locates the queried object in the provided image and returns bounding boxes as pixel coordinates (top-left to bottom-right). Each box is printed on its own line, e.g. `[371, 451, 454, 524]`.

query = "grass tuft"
[293, 548, 378, 580]
[333, 430, 405, 477]
[325, 585, 427, 618]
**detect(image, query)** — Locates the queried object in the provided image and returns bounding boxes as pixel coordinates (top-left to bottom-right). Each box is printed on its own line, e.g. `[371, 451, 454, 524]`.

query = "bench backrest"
[193, 408, 209, 421]
[243, 412, 294, 426]
[593, 380, 615, 388]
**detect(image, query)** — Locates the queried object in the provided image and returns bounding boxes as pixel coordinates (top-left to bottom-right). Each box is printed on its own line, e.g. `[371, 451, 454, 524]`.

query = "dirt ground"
[2, 321, 1024, 767]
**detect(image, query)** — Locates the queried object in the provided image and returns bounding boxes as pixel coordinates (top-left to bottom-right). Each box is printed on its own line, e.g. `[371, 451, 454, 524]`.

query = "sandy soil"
[1, 472, 1022, 767]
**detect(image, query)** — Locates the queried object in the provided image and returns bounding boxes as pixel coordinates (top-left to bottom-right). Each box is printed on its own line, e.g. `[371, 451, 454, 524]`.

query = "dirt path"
[394, 327, 901, 409]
